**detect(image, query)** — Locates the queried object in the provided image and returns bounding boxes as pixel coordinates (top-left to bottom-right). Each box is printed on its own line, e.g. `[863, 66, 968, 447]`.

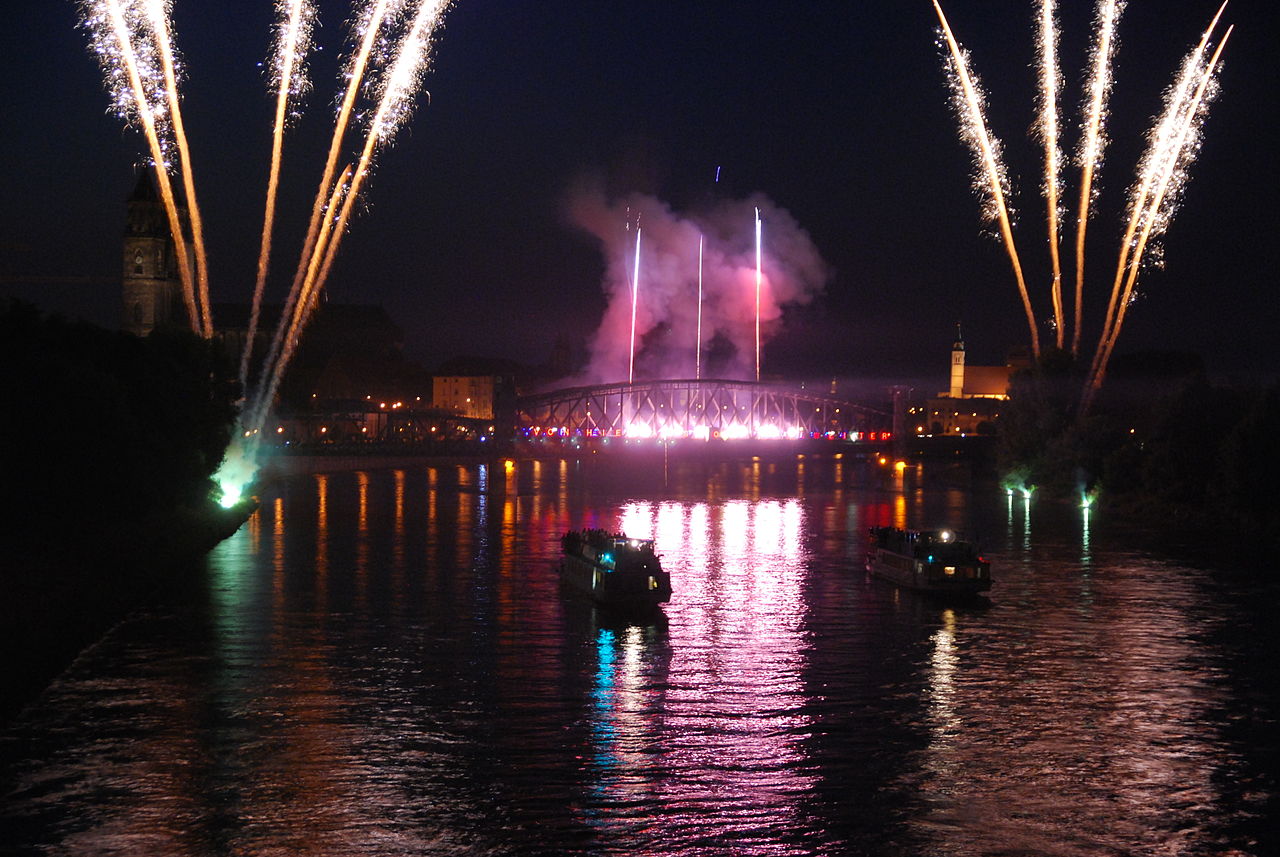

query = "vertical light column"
[629, 227, 642, 384]
[754, 207, 762, 383]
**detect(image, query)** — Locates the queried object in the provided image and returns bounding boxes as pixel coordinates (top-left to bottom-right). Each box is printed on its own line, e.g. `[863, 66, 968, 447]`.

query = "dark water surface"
[3, 454, 1277, 856]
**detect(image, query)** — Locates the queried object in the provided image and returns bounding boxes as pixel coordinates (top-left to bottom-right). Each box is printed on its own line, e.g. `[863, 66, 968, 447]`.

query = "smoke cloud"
[565, 180, 830, 383]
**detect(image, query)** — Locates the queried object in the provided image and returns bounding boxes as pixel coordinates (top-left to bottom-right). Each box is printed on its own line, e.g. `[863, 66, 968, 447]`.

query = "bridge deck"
[517, 378, 888, 440]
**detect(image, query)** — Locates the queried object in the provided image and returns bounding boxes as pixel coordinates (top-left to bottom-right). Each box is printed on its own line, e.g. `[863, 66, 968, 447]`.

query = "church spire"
[950, 322, 966, 398]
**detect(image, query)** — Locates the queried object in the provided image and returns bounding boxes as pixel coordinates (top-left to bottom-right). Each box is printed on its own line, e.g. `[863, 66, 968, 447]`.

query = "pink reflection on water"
[609, 499, 817, 848]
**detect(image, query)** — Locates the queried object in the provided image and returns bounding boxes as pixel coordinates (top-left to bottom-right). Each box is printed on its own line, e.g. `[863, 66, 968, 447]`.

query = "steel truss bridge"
[516, 379, 889, 440]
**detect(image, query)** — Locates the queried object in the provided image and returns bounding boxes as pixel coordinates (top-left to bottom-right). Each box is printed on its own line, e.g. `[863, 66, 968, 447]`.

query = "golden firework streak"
[933, 0, 1041, 358]
[311, 0, 451, 298]
[1086, 25, 1231, 404]
[101, 0, 200, 333]
[250, 165, 353, 431]
[242, 0, 315, 388]
[143, 0, 212, 337]
[1088, 2, 1227, 387]
[1071, 0, 1122, 356]
[252, 0, 450, 430]
[252, 0, 393, 426]
[1037, 0, 1065, 348]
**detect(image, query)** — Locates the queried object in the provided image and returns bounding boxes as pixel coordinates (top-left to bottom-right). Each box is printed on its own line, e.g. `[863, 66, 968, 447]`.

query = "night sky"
[2, 0, 1275, 391]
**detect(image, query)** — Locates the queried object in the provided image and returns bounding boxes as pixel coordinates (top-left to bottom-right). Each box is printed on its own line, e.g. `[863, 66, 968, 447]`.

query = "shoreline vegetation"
[996, 348, 1280, 541]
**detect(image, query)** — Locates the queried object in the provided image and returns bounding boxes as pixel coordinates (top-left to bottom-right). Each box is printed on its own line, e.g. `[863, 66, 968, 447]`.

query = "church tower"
[122, 171, 185, 336]
[949, 322, 966, 398]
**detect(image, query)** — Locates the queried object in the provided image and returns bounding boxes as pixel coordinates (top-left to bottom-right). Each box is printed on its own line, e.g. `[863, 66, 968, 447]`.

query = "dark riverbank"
[0, 499, 256, 726]
[1, 303, 249, 725]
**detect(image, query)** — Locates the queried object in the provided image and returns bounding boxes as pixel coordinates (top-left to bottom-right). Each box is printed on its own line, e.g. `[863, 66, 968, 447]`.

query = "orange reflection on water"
[393, 468, 405, 530]
[456, 469, 474, 568]
[311, 474, 328, 613]
[272, 496, 285, 576]
[425, 466, 439, 571]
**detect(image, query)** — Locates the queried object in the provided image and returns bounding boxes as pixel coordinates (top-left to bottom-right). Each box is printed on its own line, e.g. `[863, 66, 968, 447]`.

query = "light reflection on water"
[1, 455, 1275, 856]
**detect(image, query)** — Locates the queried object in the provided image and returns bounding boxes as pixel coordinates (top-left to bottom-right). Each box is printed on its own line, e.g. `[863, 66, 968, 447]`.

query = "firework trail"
[307, 0, 451, 289]
[79, 0, 455, 504]
[1071, 0, 1124, 355]
[83, 0, 200, 331]
[696, 233, 704, 380]
[933, 0, 1041, 358]
[755, 206, 762, 382]
[629, 227, 642, 384]
[1088, 2, 1228, 384]
[1086, 24, 1230, 402]
[143, 0, 212, 337]
[249, 0, 454, 432]
[241, 0, 317, 389]
[1036, 0, 1065, 347]
[249, 164, 354, 431]
[255, 0, 456, 426]
[252, 0, 395, 420]
[935, 0, 1230, 401]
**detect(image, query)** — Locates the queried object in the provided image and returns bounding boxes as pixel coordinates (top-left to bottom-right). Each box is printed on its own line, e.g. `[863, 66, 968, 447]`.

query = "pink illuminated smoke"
[566, 182, 830, 383]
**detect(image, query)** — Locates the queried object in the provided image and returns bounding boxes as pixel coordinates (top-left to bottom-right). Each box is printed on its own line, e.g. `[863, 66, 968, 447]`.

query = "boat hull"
[560, 553, 671, 611]
[866, 548, 991, 595]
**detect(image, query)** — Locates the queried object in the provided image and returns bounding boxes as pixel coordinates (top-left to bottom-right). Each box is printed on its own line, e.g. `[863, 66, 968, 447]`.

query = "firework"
[251, 0, 395, 423]
[82, 0, 201, 331]
[250, 0, 451, 431]
[308, 0, 451, 291]
[241, 0, 317, 389]
[142, 0, 212, 338]
[1086, 24, 1231, 401]
[79, 0, 455, 504]
[933, 0, 1041, 358]
[1071, 0, 1124, 355]
[755, 206, 762, 382]
[1036, 0, 1065, 347]
[248, 164, 354, 432]
[629, 227, 642, 384]
[934, 0, 1230, 407]
[1088, 4, 1228, 383]
[696, 233, 704, 380]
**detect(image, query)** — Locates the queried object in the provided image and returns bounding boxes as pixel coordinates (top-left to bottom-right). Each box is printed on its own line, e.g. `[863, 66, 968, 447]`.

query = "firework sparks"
[1072, 0, 1124, 355]
[308, 0, 451, 286]
[1089, 2, 1228, 387]
[1037, 0, 1065, 348]
[935, 0, 1230, 410]
[82, 0, 200, 331]
[142, 0, 212, 337]
[1087, 24, 1231, 401]
[80, 0, 456, 505]
[250, 0, 448, 433]
[241, 0, 318, 389]
[696, 233, 704, 380]
[933, 0, 1041, 358]
[249, 164, 354, 432]
[254, 0, 394, 413]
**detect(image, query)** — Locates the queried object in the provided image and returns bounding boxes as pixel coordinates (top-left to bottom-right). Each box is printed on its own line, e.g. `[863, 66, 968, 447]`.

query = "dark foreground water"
[2, 453, 1277, 856]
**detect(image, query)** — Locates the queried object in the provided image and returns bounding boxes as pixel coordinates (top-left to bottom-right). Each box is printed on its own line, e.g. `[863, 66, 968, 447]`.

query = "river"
[1, 452, 1276, 856]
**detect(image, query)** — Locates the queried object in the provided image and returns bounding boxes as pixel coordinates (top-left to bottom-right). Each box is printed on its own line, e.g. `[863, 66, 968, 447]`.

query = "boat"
[865, 526, 992, 595]
[559, 529, 672, 611]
